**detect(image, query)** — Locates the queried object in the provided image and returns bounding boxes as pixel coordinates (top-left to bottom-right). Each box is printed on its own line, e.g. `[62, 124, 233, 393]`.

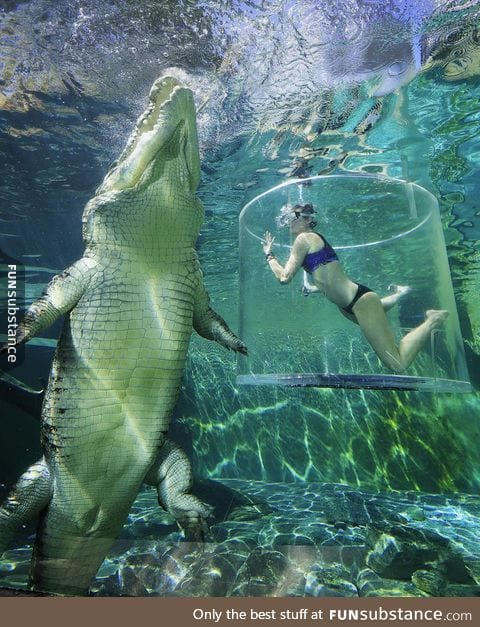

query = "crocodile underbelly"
[41, 273, 195, 482]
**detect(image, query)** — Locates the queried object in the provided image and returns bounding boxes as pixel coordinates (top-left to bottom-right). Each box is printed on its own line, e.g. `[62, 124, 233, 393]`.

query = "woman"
[262, 203, 448, 373]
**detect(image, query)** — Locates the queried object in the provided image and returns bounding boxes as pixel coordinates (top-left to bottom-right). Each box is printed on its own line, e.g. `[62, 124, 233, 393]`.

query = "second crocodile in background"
[0, 76, 247, 595]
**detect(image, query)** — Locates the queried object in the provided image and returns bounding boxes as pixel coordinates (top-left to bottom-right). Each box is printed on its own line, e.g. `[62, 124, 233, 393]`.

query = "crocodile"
[0, 76, 246, 595]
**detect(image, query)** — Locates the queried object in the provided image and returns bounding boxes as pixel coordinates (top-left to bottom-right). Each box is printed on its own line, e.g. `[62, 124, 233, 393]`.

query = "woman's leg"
[350, 292, 448, 373]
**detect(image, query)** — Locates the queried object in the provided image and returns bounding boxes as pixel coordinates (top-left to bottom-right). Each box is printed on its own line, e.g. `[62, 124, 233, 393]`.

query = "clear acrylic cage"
[237, 174, 472, 392]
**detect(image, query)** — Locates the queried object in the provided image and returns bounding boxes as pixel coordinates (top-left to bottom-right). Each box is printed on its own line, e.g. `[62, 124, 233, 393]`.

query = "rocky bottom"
[1, 480, 479, 597]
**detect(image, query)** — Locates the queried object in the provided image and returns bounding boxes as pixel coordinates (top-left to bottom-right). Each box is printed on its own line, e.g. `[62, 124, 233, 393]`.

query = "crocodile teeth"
[116, 78, 185, 168]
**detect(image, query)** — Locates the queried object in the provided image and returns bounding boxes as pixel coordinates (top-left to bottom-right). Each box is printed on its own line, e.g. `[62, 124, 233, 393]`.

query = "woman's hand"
[262, 231, 275, 255]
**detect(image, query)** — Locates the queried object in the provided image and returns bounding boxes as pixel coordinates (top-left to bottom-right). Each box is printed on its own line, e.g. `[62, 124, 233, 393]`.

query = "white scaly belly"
[41, 264, 197, 516]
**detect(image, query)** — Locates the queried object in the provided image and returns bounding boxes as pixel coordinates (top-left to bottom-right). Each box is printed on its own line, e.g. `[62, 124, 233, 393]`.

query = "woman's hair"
[276, 203, 315, 228]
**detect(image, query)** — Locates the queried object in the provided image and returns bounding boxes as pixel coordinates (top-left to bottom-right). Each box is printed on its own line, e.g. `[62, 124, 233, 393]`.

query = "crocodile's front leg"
[0, 258, 95, 351]
[145, 440, 212, 541]
[193, 267, 247, 354]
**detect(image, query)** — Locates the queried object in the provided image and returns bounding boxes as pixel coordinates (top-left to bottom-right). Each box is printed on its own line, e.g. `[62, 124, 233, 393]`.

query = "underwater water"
[0, 0, 479, 597]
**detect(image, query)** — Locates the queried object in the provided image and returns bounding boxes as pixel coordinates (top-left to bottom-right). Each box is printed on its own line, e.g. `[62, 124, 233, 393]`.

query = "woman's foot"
[381, 284, 412, 311]
[388, 284, 412, 298]
[426, 309, 449, 329]
[302, 280, 320, 296]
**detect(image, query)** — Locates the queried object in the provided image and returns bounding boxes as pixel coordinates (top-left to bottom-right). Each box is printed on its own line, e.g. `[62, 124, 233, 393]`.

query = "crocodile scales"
[0, 76, 246, 595]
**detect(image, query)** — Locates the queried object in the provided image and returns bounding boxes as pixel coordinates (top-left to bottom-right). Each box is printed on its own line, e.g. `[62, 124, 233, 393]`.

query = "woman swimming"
[262, 203, 448, 373]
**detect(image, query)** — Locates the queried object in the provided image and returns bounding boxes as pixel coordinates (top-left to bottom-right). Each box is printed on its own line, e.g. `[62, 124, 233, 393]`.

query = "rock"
[305, 565, 358, 597]
[92, 574, 123, 596]
[357, 568, 428, 597]
[443, 584, 480, 597]
[5, 479, 480, 597]
[366, 533, 438, 579]
[118, 566, 149, 596]
[0, 587, 55, 596]
[176, 568, 229, 597]
[462, 557, 480, 585]
[176, 550, 244, 596]
[411, 569, 447, 596]
[396, 507, 427, 524]
[439, 555, 474, 584]
[231, 548, 289, 596]
[324, 492, 371, 526]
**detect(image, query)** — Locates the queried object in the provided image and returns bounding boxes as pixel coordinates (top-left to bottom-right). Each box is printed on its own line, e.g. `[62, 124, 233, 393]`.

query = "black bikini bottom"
[342, 283, 373, 315]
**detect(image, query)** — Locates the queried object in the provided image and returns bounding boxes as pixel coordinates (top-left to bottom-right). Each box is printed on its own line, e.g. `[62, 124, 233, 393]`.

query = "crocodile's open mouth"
[126, 76, 181, 154]
[100, 76, 192, 191]
[143, 80, 175, 124]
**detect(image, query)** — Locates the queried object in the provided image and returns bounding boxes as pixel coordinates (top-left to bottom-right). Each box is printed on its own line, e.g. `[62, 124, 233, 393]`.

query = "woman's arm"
[263, 233, 310, 284]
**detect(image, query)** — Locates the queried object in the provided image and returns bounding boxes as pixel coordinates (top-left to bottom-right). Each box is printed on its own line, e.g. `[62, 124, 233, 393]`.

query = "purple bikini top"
[302, 233, 338, 274]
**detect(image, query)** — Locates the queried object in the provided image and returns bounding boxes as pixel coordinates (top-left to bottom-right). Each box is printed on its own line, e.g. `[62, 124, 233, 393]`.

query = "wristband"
[266, 253, 276, 261]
